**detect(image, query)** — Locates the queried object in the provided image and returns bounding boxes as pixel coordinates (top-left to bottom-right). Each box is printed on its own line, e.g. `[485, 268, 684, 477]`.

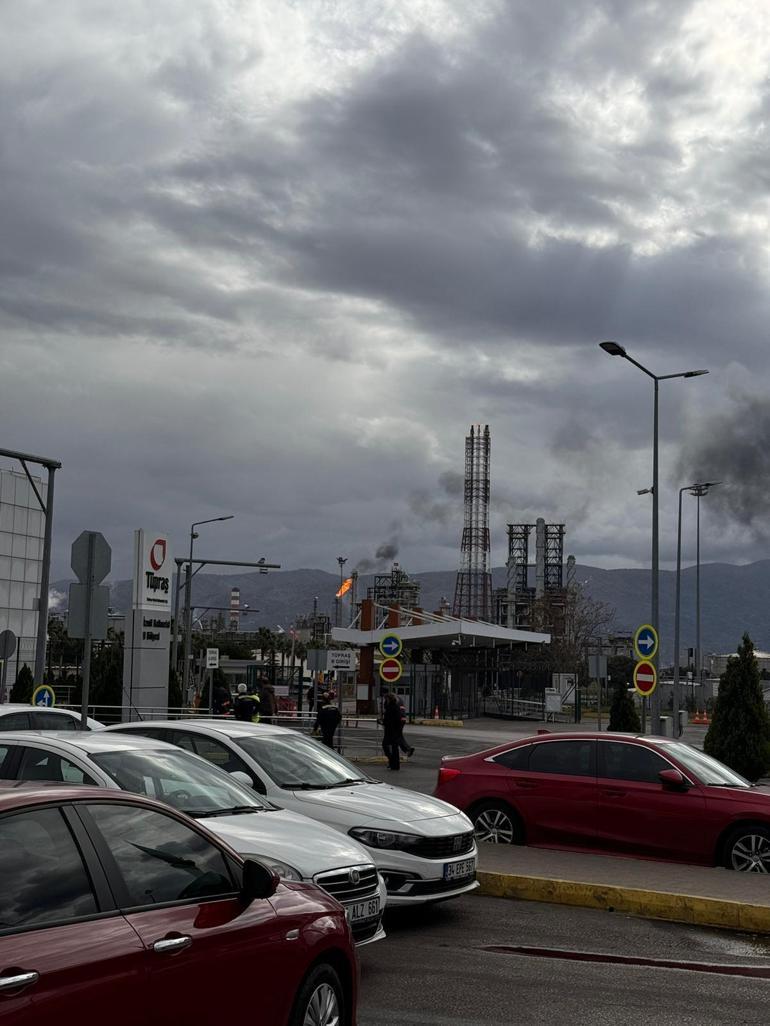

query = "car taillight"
[438, 767, 461, 787]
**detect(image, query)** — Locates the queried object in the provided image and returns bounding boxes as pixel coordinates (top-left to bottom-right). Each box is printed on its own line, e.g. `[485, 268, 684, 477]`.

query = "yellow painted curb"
[416, 719, 464, 728]
[477, 871, 770, 934]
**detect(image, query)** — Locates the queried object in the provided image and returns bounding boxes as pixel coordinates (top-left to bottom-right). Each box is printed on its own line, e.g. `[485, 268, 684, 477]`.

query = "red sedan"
[0, 784, 357, 1025]
[435, 731, 770, 872]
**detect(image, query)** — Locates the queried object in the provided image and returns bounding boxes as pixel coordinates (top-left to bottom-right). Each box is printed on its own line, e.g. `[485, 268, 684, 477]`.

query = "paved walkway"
[477, 844, 770, 933]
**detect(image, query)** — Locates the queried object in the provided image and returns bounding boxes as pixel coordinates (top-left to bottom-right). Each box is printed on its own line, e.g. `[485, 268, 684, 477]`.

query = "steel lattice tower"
[452, 424, 492, 619]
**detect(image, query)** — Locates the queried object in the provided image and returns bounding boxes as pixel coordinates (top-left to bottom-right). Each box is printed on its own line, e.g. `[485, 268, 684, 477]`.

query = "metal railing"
[61, 705, 386, 761]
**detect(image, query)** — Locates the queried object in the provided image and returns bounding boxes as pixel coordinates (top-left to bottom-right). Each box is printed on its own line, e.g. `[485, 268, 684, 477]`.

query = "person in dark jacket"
[260, 683, 277, 724]
[315, 693, 341, 749]
[233, 683, 260, 723]
[213, 683, 232, 716]
[382, 693, 402, 770]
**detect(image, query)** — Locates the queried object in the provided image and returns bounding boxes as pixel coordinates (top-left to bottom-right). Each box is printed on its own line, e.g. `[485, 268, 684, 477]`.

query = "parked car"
[0, 731, 385, 945]
[434, 731, 770, 872]
[0, 704, 102, 731]
[0, 783, 358, 1025]
[104, 720, 479, 905]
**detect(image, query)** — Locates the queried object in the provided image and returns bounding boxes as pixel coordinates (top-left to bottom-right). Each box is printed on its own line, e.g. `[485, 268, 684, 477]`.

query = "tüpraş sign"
[132, 531, 172, 609]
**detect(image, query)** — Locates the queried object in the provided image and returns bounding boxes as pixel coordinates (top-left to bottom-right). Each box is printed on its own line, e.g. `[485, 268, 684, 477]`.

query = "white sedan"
[105, 720, 479, 906]
[0, 730, 386, 945]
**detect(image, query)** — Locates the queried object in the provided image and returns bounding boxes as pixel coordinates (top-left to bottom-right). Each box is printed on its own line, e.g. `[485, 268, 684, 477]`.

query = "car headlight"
[241, 855, 303, 882]
[349, 827, 421, 851]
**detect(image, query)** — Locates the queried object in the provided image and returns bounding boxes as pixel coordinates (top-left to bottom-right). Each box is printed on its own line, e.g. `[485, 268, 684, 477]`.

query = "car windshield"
[235, 734, 372, 789]
[657, 742, 752, 788]
[90, 748, 272, 815]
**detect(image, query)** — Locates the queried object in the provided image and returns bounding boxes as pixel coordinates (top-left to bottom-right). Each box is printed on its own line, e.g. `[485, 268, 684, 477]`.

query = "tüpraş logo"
[149, 538, 167, 571]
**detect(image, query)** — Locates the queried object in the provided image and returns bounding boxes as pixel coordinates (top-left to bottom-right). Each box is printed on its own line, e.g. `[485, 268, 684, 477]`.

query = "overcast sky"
[2, 0, 769, 585]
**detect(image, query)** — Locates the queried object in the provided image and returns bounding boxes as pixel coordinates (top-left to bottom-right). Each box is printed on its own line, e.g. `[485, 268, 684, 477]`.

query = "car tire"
[722, 824, 770, 872]
[470, 801, 522, 845]
[290, 963, 345, 1026]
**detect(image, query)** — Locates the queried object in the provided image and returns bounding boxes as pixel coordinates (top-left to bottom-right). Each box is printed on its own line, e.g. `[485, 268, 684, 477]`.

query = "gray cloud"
[1, 0, 768, 585]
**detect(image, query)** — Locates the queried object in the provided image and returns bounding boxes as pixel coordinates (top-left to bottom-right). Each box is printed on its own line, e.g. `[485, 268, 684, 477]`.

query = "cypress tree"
[704, 633, 770, 782]
[608, 682, 641, 732]
[10, 664, 34, 702]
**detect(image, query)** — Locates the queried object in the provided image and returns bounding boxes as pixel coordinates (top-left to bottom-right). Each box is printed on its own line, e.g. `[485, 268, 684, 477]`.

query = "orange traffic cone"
[433, 705, 440, 719]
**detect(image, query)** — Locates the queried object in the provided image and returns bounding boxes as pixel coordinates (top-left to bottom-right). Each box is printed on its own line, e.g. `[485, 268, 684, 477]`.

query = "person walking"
[233, 683, 260, 723]
[316, 692, 341, 749]
[397, 698, 415, 758]
[212, 682, 232, 716]
[260, 682, 277, 724]
[382, 693, 402, 771]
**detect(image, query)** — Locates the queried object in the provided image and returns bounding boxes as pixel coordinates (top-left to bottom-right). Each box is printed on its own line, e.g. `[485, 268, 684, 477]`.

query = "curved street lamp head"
[600, 341, 627, 357]
[690, 480, 721, 496]
[683, 369, 709, 378]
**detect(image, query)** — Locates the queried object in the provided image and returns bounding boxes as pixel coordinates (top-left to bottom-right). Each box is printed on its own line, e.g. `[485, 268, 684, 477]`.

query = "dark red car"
[0, 784, 358, 1025]
[435, 732, 770, 872]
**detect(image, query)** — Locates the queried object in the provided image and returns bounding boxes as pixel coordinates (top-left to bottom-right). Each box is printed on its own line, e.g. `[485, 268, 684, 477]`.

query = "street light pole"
[691, 482, 719, 708]
[599, 342, 708, 734]
[181, 516, 234, 700]
[673, 481, 719, 735]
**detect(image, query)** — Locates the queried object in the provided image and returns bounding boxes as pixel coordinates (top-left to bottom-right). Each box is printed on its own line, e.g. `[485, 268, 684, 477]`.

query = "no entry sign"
[379, 657, 403, 684]
[633, 659, 657, 697]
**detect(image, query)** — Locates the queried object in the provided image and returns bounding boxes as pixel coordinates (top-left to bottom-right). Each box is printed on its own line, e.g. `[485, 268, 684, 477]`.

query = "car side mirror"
[230, 770, 253, 789]
[659, 768, 690, 792]
[241, 859, 279, 904]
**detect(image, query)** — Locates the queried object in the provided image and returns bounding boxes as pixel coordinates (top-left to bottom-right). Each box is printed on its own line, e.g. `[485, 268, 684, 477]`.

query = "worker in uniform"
[315, 692, 341, 749]
[234, 682, 261, 723]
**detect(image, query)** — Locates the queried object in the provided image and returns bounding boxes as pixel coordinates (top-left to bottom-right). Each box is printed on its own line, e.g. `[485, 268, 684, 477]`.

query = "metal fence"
[61, 705, 385, 761]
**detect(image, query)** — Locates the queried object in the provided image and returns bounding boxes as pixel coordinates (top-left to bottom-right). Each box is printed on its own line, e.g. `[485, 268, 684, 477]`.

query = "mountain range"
[52, 560, 770, 660]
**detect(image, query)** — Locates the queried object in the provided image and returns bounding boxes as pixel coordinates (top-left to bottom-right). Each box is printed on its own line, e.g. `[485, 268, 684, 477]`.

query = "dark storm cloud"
[2, 0, 768, 579]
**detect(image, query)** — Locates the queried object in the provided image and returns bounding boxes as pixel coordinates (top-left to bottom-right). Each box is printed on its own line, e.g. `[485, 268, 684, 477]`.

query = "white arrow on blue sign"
[379, 634, 402, 658]
[634, 624, 659, 661]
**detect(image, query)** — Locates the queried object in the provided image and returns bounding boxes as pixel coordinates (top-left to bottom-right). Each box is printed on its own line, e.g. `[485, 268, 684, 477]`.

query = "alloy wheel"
[474, 808, 515, 844]
[730, 833, 770, 873]
[302, 982, 340, 1026]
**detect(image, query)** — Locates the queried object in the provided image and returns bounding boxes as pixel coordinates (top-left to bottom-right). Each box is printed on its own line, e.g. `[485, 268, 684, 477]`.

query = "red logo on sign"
[149, 538, 167, 571]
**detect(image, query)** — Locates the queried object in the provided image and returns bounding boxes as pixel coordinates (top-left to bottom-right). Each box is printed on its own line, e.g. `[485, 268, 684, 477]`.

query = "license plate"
[347, 896, 381, 922]
[443, 857, 476, 882]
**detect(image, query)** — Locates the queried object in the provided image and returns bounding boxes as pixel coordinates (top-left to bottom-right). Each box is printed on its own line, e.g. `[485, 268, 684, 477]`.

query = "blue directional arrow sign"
[31, 684, 56, 708]
[634, 624, 659, 662]
[379, 634, 403, 659]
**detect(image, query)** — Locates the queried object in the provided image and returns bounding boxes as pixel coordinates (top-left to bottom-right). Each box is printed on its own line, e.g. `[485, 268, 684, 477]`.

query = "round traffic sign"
[379, 657, 403, 684]
[31, 684, 56, 708]
[633, 660, 657, 697]
[634, 624, 659, 661]
[379, 634, 402, 659]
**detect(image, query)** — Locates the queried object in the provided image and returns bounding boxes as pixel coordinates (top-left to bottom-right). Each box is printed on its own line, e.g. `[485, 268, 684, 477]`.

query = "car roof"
[106, 719, 296, 740]
[0, 705, 103, 728]
[1, 704, 79, 715]
[0, 782, 144, 812]
[505, 732, 676, 747]
[0, 730, 179, 755]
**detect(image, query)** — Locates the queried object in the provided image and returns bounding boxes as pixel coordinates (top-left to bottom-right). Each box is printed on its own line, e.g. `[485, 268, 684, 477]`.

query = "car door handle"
[152, 936, 192, 955]
[0, 971, 39, 991]
[601, 788, 626, 797]
[515, 780, 538, 789]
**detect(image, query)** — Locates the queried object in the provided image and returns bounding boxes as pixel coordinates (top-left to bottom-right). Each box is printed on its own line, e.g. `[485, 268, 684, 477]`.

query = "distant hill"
[52, 560, 770, 659]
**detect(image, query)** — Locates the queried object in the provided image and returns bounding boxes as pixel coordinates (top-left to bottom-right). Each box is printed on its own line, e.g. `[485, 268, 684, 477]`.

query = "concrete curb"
[477, 870, 770, 934]
[415, 719, 464, 728]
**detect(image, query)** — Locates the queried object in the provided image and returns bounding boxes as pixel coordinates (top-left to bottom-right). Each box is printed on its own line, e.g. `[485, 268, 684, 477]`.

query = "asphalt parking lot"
[359, 895, 770, 1026]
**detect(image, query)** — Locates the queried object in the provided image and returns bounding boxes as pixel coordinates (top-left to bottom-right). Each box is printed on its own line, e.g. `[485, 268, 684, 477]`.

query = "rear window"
[492, 745, 532, 770]
[528, 740, 595, 777]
